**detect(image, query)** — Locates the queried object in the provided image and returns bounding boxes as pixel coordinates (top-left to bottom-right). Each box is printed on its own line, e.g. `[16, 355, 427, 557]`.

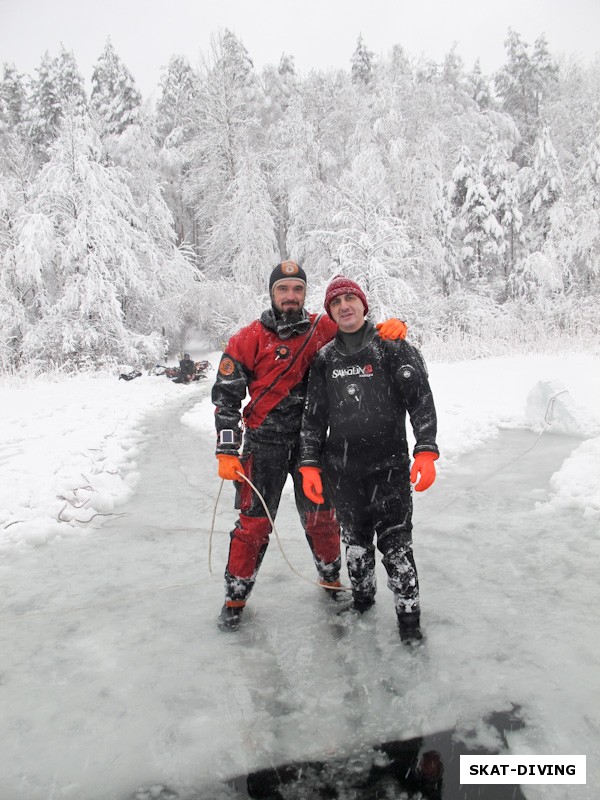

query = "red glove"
[376, 318, 408, 341]
[217, 454, 245, 482]
[410, 452, 438, 492]
[299, 466, 324, 504]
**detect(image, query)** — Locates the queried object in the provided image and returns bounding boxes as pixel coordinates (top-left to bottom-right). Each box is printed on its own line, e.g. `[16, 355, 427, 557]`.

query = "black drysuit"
[300, 322, 439, 616]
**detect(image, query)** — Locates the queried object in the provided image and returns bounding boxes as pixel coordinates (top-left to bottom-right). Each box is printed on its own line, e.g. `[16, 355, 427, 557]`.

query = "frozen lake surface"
[1, 391, 597, 800]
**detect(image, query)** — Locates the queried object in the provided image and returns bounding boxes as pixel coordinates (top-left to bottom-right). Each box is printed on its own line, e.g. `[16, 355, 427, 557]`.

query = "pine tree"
[530, 34, 559, 119]
[55, 45, 87, 114]
[479, 141, 522, 272]
[431, 171, 462, 296]
[351, 35, 375, 86]
[442, 44, 465, 91]
[465, 59, 492, 110]
[156, 54, 197, 146]
[494, 28, 558, 150]
[448, 146, 476, 213]
[261, 53, 298, 125]
[91, 39, 142, 138]
[28, 48, 87, 158]
[461, 179, 504, 279]
[29, 52, 62, 155]
[0, 64, 28, 134]
[527, 126, 565, 243]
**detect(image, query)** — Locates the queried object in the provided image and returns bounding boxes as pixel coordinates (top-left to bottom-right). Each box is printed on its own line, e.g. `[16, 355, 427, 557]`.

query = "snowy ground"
[1, 351, 599, 799]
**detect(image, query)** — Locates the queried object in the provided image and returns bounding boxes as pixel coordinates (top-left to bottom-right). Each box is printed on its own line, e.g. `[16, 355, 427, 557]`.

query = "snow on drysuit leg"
[328, 462, 420, 616]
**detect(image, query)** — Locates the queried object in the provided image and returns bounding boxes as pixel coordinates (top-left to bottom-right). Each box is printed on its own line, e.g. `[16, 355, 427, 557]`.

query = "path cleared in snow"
[1, 389, 597, 800]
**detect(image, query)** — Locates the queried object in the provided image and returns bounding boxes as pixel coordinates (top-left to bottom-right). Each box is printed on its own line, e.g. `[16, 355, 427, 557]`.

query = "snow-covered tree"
[203, 145, 277, 290]
[260, 53, 298, 127]
[526, 126, 565, 243]
[29, 52, 62, 154]
[442, 44, 465, 91]
[465, 59, 492, 110]
[461, 178, 504, 278]
[0, 64, 28, 135]
[184, 30, 262, 262]
[351, 35, 375, 86]
[91, 39, 141, 138]
[480, 140, 522, 271]
[494, 29, 558, 150]
[448, 146, 476, 213]
[431, 171, 462, 296]
[313, 148, 415, 318]
[568, 125, 600, 292]
[11, 108, 194, 369]
[55, 45, 87, 114]
[155, 55, 197, 146]
[507, 250, 565, 301]
[530, 34, 559, 119]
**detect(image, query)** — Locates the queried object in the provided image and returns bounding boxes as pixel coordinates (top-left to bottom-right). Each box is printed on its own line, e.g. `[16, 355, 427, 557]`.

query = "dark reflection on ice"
[225, 707, 527, 800]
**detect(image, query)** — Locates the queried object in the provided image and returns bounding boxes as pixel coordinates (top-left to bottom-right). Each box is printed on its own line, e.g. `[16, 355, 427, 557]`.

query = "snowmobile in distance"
[148, 364, 180, 378]
[148, 360, 213, 382]
[193, 360, 213, 380]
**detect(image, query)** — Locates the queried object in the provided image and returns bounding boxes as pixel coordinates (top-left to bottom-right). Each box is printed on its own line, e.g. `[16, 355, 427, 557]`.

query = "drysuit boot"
[320, 578, 344, 601]
[337, 593, 376, 616]
[398, 611, 423, 644]
[218, 603, 245, 631]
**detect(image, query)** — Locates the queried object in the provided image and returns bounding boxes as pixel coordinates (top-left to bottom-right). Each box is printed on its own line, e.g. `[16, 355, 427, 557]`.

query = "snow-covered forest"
[1, 29, 599, 372]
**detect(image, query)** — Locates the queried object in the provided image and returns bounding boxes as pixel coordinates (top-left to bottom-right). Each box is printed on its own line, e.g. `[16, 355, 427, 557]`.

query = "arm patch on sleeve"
[219, 356, 236, 376]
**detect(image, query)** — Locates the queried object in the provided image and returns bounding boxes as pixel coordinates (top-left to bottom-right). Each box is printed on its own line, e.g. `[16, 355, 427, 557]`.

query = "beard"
[273, 301, 303, 322]
[280, 304, 303, 322]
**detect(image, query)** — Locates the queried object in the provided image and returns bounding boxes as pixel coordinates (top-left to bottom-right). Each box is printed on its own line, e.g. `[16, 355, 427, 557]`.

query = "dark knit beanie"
[269, 261, 307, 293]
[324, 275, 369, 319]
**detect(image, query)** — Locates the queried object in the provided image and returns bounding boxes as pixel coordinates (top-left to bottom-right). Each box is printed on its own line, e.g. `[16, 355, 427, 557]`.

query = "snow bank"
[429, 353, 600, 519]
[540, 435, 600, 519]
[0, 373, 187, 548]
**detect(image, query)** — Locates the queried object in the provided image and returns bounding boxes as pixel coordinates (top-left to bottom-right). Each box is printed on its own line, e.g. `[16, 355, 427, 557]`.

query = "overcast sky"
[1, 0, 599, 100]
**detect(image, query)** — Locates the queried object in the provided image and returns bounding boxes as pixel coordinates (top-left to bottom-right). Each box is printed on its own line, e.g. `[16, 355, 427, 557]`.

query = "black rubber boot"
[398, 611, 423, 644]
[337, 593, 376, 616]
[218, 603, 244, 631]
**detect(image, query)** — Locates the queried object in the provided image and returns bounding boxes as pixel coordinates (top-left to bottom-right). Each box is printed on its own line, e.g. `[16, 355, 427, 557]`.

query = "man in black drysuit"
[299, 275, 439, 643]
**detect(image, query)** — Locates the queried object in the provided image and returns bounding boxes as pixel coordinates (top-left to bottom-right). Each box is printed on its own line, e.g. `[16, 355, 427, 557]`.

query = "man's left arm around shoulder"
[391, 342, 440, 491]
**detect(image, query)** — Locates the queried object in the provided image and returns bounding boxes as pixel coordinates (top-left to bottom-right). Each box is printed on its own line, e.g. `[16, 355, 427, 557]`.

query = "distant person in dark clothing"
[299, 276, 439, 644]
[174, 353, 195, 383]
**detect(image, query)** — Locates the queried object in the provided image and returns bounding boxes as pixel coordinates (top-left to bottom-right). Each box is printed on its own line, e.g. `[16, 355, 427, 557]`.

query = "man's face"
[272, 280, 306, 314]
[329, 293, 366, 333]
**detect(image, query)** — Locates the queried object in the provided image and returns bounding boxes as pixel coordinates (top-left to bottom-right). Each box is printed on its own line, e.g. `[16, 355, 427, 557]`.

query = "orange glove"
[299, 466, 324, 504]
[217, 454, 245, 482]
[376, 318, 408, 341]
[410, 452, 438, 492]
